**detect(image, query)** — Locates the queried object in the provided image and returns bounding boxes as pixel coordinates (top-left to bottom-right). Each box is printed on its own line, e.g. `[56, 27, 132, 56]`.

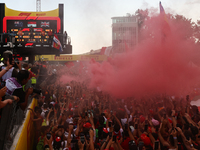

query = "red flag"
[53, 34, 63, 52]
[159, 2, 171, 37]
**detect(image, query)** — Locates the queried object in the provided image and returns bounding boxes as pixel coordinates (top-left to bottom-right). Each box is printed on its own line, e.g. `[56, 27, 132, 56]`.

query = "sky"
[1, 0, 200, 54]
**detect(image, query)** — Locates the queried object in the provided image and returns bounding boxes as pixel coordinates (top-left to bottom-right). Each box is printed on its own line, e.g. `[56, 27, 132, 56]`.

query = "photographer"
[5, 70, 33, 111]
[0, 51, 21, 87]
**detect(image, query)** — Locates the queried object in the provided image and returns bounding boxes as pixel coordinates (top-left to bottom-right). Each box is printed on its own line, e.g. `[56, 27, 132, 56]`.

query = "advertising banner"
[35, 55, 108, 62]
[5, 5, 59, 17]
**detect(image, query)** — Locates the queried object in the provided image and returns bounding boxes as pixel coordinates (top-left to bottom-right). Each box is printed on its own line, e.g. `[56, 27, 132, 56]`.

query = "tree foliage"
[136, 9, 200, 43]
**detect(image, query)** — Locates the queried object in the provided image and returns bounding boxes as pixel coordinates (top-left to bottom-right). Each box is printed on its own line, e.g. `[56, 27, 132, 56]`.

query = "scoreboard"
[0, 4, 63, 44]
[5, 17, 60, 32]
[3, 16, 60, 43]
[0, 3, 73, 57]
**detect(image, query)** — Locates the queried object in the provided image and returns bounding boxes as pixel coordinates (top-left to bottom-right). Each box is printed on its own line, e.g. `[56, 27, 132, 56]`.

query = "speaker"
[59, 4, 64, 34]
[0, 3, 5, 33]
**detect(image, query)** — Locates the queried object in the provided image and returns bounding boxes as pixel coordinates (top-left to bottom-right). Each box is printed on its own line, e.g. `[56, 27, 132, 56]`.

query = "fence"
[12, 98, 38, 150]
[0, 97, 34, 150]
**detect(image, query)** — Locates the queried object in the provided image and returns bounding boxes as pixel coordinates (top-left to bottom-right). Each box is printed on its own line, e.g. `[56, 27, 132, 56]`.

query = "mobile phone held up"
[80, 132, 85, 144]
[9, 53, 13, 65]
[46, 133, 51, 140]
[109, 121, 112, 127]
[129, 140, 137, 150]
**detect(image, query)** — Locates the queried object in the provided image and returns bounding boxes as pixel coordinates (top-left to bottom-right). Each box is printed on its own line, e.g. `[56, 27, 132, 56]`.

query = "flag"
[159, 2, 169, 23]
[53, 34, 63, 52]
[41, 21, 50, 27]
[159, 2, 170, 37]
[27, 21, 37, 27]
[14, 21, 23, 27]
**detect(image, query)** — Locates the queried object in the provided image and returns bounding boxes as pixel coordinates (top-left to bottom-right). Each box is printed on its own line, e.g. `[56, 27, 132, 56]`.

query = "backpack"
[36, 136, 45, 150]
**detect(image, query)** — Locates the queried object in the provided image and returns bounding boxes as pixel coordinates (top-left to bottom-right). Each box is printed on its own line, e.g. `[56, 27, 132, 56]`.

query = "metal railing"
[0, 97, 33, 150]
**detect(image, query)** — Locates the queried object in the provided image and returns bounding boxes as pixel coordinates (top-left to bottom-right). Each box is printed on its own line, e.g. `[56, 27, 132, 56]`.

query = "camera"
[9, 53, 13, 65]
[154, 141, 159, 150]
[86, 132, 90, 140]
[178, 143, 182, 150]
[33, 88, 42, 94]
[46, 133, 51, 140]
[113, 135, 116, 142]
[109, 132, 112, 138]
[163, 113, 166, 119]
[145, 124, 148, 131]
[129, 140, 137, 150]
[71, 139, 78, 143]
[110, 110, 113, 115]
[125, 124, 128, 130]
[109, 121, 112, 127]
[135, 124, 138, 129]
[138, 141, 144, 150]
[58, 125, 64, 128]
[8, 53, 19, 68]
[80, 132, 85, 144]
[101, 113, 105, 116]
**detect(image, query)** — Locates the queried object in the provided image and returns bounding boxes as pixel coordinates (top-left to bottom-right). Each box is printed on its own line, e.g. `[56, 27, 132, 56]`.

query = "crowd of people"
[0, 51, 200, 150]
[30, 70, 200, 149]
[28, 79, 200, 150]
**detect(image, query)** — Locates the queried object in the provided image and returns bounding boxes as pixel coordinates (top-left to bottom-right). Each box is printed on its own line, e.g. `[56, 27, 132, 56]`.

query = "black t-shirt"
[12, 87, 26, 104]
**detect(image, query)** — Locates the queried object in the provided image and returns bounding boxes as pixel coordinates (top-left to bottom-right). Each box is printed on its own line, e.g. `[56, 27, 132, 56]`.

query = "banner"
[5, 5, 59, 17]
[35, 55, 108, 62]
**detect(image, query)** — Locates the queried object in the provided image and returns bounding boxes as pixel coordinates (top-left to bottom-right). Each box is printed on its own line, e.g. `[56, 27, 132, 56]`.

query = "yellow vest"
[31, 77, 37, 84]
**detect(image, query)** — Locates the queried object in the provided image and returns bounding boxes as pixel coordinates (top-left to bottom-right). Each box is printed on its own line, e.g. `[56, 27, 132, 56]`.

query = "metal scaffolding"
[36, 0, 41, 12]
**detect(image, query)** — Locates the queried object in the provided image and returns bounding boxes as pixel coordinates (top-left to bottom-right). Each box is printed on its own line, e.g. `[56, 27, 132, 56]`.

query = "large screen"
[3, 16, 61, 43]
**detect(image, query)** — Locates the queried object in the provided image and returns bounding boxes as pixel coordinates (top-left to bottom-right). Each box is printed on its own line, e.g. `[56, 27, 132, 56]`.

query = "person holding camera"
[0, 51, 22, 87]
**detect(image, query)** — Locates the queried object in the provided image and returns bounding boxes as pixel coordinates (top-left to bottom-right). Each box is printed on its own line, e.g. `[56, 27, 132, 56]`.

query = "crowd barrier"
[12, 98, 38, 150]
[0, 97, 36, 150]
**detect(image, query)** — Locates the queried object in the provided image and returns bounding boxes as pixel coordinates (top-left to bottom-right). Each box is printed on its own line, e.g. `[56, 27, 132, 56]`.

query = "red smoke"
[88, 15, 200, 98]
[59, 75, 80, 84]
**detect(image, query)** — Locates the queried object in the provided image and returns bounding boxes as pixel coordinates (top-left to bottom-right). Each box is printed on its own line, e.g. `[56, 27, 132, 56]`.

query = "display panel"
[3, 16, 61, 44]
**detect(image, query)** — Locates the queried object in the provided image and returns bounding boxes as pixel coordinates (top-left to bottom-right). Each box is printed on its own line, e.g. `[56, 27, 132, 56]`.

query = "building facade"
[111, 14, 138, 53]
